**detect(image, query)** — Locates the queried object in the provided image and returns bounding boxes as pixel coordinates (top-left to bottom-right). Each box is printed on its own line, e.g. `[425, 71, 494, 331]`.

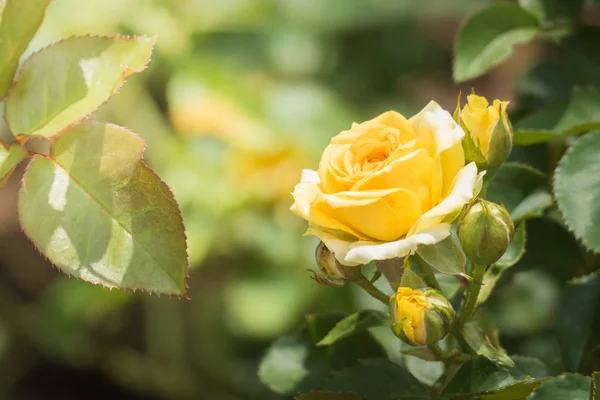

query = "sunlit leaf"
[18, 121, 188, 295]
[453, 2, 538, 82]
[0, 0, 51, 99]
[6, 35, 155, 138]
[0, 141, 27, 186]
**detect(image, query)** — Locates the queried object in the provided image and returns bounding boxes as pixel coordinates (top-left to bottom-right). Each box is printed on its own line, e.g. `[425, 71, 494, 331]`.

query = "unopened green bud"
[311, 241, 350, 286]
[390, 287, 455, 346]
[457, 200, 515, 265]
[486, 103, 513, 168]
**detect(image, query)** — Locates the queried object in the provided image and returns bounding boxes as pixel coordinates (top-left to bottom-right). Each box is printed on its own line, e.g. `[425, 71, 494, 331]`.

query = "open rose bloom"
[291, 101, 484, 266]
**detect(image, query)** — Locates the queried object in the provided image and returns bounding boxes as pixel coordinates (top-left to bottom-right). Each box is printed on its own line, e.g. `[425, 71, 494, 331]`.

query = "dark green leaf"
[510, 355, 552, 380]
[296, 392, 363, 400]
[593, 372, 599, 400]
[561, 27, 600, 87]
[556, 271, 600, 371]
[453, 2, 539, 82]
[478, 223, 527, 305]
[0, 141, 27, 186]
[554, 130, 600, 253]
[317, 359, 428, 400]
[527, 374, 592, 399]
[487, 162, 551, 223]
[258, 313, 387, 395]
[416, 235, 466, 276]
[400, 266, 427, 289]
[0, 0, 51, 99]
[18, 121, 188, 295]
[6, 35, 155, 138]
[444, 357, 518, 395]
[519, 0, 583, 25]
[317, 310, 388, 347]
[515, 87, 600, 145]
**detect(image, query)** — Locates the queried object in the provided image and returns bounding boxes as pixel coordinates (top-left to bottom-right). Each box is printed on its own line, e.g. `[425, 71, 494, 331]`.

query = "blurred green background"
[0, 0, 579, 398]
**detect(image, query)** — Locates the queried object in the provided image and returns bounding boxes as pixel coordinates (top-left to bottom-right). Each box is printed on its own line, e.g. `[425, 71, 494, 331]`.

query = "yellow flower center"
[395, 287, 428, 344]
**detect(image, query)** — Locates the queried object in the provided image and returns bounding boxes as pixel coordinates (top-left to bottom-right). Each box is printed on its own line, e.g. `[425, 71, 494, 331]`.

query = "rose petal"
[409, 162, 484, 235]
[343, 223, 452, 265]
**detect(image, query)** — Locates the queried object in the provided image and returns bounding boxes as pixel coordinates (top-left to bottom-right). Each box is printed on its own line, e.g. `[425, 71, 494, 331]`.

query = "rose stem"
[351, 273, 390, 305]
[457, 263, 487, 327]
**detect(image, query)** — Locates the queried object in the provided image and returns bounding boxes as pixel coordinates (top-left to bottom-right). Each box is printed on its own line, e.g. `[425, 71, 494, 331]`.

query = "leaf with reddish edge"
[6, 35, 155, 138]
[0, 0, 51, 99]
[18, 121, 188, 295]
[0, 140, 27, 186]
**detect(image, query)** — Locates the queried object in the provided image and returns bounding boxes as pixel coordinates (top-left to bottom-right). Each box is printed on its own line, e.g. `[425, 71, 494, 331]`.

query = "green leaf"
[316, 359, 429, 399]
[258, 313, 387, 396]
[0, 0, 51, 99]
[317, 310, 388, 347]
[400, 265, 427, 289]
[478, 222, 527, 305]
[295, 392, 363, 400]
[0, 141, 27, 186]
[18, 121, 188, 295]
[463, 321, 515, 368]
[527, 374, 592, 399]
[6, 35, 155, 138]
[445, 356, 549, 399]
[416, 235, 466, 276]
[556, 271, 600, 371]
[514, 87, 600, 145]
[453, 2, 539, 82]
[554, 130, 600, 253]
[487, 162, 552, 223]
[519, 0, 584, 25]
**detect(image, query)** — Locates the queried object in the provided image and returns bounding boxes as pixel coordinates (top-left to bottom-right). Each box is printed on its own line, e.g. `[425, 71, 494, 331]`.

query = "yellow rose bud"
[461, 94, 512, 168]
[291, 102, 484, 267]
[457, 199, 515, 265]
[390, 287, 455, 346]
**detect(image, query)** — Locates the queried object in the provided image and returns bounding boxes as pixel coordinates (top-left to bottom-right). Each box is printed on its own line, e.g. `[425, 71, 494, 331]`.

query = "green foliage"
[317, 310, 388, 347]
[415, 235, 466, 276]
[514, 87, 600, 145]
[527, 374, 592, 399]
[0, 3, 188, 296]
[0, 0, 51, 99]
[556, 271, 600, 371]
[453, 2, 539, 82]
[0, 141, 26, 186]
[6, 35, 155, 138]
[554, 131, 600, 253]
[258, 313, 387, 396]
[486, 162, 552, 223]
[18, 122, 188, 294]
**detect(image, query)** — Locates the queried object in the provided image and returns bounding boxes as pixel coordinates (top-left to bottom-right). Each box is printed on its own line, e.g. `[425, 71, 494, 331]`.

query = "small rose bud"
[390, 287, 455, 346]
[457, 200, 515, 265]
[311, 241, 350, 286]
[486, 102, 513, 168]
[460, 94, 512, 168]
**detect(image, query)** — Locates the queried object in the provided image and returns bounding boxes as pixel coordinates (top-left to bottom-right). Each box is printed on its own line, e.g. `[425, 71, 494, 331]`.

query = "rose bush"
[291, 101, 484, 266]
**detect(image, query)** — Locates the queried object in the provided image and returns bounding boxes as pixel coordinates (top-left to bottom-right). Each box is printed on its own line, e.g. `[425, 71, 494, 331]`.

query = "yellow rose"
[460, 94, 511, 167]
[291, 102, 484, 266]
